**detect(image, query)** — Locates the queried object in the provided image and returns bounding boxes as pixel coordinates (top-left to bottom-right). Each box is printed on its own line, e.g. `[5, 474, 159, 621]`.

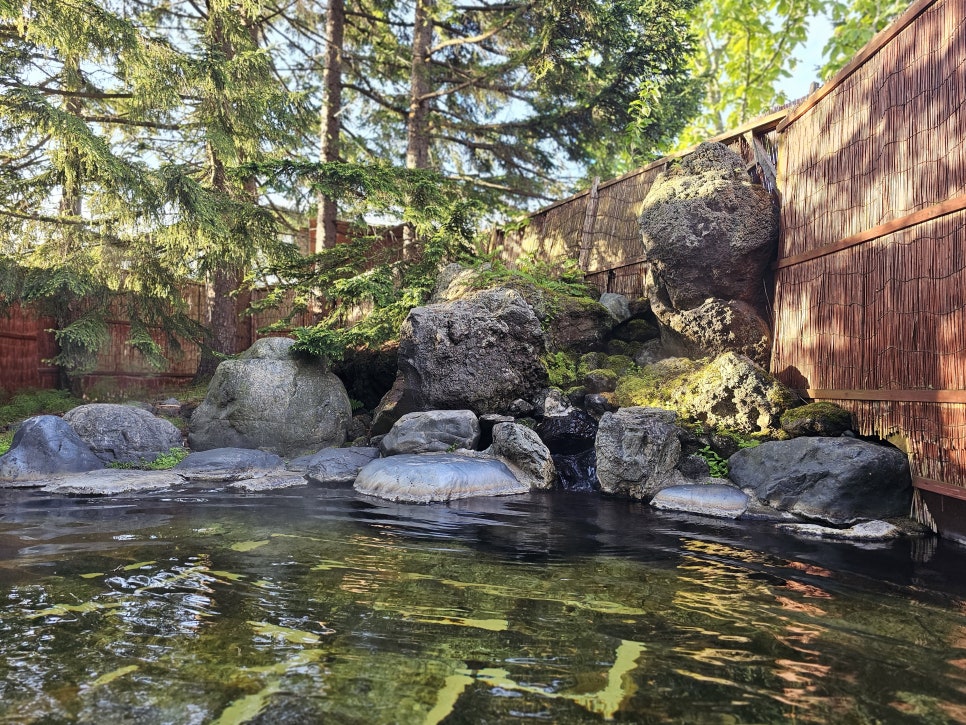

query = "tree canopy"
[0, 0, 914, 379]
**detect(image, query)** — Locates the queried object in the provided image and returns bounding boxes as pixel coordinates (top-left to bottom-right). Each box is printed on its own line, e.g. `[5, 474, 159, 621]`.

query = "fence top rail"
[513, 108, 790, 221]
[777, 0, 938, 132]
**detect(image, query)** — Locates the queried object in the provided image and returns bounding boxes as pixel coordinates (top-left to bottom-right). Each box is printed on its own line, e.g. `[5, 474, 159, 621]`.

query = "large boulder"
[188, 337, 352, 457]
[639, 142, 778, 365]
[380, 288, 547, 422]
[0, 415, 103, 483]
[615, 353, 797, 435]
[64, 404, 183, 464]
[639, 142, 778, 311]
[354, 453, 528, 503]
[728, 437, 912, 525]
[488, 422, 556, 490]
[595, 407, 686, 500]
[648, 291, 772, 368]
[379, 410, 480, 456]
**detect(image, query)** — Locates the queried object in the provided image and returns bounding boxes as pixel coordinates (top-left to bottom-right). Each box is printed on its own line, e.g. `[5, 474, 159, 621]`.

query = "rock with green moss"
[781, 402, 853, 437]
[583, 368, 619, 394]
[603, 355, 635, 375]
[613, 318, 659, 343]
[545, 295, 617, 354]
[614, 352, 797, 435]
[579, 352, 608, 372]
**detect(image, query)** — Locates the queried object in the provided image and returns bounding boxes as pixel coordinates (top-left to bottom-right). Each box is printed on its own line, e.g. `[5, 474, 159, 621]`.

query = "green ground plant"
[697, 446, 730, 477]
[107, 447, 189, 471]
[0, 389, 83, 427]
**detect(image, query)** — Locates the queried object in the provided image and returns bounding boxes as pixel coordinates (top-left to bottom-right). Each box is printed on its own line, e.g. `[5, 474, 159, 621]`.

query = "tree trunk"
[317, 0, 346, 251]
[194, 8, 244, 383]
[403, 0, 434, 259]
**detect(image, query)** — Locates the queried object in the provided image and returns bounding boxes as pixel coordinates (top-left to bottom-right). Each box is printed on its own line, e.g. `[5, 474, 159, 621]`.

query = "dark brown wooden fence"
[0, 305, 58, 393]
[770, 0, 966, 532]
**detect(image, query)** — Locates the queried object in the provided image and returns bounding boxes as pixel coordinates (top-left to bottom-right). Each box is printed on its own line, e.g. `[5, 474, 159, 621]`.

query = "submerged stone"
[43, 470, 184, 496]
[226, 474, 308, 492]
[777, 520, 901, 541]
[354, 453, 527, 503]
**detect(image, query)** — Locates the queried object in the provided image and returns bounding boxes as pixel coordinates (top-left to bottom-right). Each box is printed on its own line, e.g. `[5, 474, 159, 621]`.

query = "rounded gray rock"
[488, 422, 556, 490]
[651, 483, 750, 519]
[729, 437, 912, 525]
[355, 453, 528, 503]
[304, 447, 381, 485]
[64, 404, 183, 464]
[379, 410, 480, 456]
[188, 337, 352, 457]
[0, 415, 103, 483]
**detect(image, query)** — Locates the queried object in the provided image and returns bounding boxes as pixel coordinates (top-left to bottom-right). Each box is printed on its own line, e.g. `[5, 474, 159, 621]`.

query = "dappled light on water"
[1, 489, 966, 723]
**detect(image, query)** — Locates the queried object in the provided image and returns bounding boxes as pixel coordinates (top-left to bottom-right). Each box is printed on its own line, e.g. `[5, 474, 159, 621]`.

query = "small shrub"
[108, 447, 189, 470]
[0, 430, 12, 456]
[696, 446, 730, 478]
[543, 351, 581, 389]
[0, 389, 83, 427]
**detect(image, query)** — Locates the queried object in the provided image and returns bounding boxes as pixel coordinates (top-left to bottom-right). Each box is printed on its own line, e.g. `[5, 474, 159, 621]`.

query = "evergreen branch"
[80, 114, 181, 130]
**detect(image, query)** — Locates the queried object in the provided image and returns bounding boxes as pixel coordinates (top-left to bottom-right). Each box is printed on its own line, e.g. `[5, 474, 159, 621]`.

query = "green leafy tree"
[820, 0, 907, 79]
[676, 0, 824, 147]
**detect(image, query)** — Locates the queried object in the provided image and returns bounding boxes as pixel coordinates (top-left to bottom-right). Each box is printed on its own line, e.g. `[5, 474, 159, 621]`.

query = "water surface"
[1, 488, 965, 724]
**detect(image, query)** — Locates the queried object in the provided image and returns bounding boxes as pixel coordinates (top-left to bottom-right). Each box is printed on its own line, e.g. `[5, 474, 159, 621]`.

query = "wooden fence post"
[578, 176, 600, 271]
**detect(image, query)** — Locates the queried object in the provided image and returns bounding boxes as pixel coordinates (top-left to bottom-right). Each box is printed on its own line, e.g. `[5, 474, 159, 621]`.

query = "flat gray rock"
[175, 447, 284, 482]
[651, 483, 749, 519]
[777, 520, 901, 541]
[303, 447, 381, 485]
[355, 453, 528, 503]
[43, 470, 184, 496]
[225, 474, 308, 492]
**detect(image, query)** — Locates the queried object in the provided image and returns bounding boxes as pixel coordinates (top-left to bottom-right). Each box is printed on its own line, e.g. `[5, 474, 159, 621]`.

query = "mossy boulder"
[614, 352, 797, 435]
[781, 402, 853, 437]
[603, 355, 635, 375]
[583, 368, 619, 394]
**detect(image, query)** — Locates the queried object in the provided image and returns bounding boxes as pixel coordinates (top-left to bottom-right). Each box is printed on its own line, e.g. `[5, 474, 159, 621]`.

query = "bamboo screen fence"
[488, 112, 784, 298]
[771, 0, 966, 508]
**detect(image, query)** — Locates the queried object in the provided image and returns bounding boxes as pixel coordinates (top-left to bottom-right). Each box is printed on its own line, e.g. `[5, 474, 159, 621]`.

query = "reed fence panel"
[772, 0, 966, 502]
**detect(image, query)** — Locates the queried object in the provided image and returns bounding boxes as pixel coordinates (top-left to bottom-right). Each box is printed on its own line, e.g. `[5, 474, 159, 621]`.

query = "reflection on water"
[1, 489, 966, 723]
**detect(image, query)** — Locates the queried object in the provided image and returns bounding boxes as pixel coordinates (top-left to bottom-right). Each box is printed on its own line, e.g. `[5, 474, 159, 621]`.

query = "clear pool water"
[1, 487, 965, 724]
